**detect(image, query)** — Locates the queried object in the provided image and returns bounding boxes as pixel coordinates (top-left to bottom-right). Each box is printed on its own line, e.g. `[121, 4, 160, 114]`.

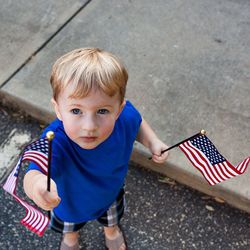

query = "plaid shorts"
[49, 188, 125, 233]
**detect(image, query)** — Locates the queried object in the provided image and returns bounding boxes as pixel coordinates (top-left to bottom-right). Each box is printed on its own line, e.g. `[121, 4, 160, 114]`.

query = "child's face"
[52, 85, 125, 149]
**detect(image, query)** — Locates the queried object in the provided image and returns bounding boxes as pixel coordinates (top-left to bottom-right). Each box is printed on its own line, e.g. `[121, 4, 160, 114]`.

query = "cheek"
[61, 116, 80, 138]
[98, 117, 116, 137]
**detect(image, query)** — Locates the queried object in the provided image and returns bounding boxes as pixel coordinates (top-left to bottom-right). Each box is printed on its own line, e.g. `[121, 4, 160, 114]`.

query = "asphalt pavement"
[1, 107, 250, 250]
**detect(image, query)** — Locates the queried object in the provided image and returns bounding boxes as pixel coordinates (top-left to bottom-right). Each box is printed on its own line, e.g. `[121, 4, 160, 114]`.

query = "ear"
[51, 98, 62, 120]
[115, 99, 126, 120]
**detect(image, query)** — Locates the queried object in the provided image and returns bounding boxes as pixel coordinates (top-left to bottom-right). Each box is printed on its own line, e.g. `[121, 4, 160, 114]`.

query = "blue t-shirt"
[28, 100, 142, 223]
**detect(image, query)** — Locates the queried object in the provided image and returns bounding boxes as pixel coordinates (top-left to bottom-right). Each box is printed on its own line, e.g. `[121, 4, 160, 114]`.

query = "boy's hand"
[32, 174, 61, 211]
[24, 170, 61, 211]
[149, 138, 169, 164]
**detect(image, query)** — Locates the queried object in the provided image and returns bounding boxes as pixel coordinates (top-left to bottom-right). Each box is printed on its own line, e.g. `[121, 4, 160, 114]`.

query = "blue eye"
[97, 109, 109, 115]
[71, 109, 81, 115]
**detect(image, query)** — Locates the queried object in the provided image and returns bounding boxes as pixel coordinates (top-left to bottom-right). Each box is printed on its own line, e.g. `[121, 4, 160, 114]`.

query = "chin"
[76, 141, 100, 150]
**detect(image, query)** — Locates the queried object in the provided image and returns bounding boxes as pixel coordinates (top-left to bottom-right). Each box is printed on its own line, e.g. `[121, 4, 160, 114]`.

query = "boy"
[23, 48, 168, 250]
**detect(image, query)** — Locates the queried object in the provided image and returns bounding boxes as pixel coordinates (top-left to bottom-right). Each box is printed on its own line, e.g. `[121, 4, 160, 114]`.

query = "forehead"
[58, 84, 120, 107]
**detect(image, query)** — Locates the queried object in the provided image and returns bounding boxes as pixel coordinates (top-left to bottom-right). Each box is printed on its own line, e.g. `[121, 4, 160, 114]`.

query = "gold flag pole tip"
[46, 131, 55, 141]
[200, 129, 206, 135]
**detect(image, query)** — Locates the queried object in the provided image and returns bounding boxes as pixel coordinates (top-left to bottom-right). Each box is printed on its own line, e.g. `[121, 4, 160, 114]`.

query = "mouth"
[81, 136, 98, 143]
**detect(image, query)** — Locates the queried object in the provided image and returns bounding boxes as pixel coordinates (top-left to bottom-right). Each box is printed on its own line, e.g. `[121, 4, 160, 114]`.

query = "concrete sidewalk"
[0, 0, 250, 213]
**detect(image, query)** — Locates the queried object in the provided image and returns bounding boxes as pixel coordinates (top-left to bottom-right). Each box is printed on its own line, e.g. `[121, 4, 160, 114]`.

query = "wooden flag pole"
[149, 129, 206, 160]
[46, 131, 55, 219]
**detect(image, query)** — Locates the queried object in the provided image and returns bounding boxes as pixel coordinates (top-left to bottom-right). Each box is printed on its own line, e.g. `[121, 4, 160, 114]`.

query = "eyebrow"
[69, 103, 113, 108]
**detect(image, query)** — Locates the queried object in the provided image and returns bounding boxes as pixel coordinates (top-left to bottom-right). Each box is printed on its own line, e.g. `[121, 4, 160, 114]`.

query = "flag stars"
[26, 138, 49, 154]
[191, 135, 225, 165]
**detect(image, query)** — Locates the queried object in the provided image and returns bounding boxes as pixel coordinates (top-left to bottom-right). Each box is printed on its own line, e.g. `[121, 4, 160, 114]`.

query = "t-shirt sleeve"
[27, 162, 41, 172]
[121, 100, 142, 140]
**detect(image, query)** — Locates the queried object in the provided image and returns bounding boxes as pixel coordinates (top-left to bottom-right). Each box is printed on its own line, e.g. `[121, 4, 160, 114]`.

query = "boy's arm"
[23, 170, 61, 211]
[136, 118, 169, 163]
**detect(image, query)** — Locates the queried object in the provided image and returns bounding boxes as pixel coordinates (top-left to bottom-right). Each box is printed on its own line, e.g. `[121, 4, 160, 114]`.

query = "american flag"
[179, 134, 250, 185]
[2, 137, 50, 236]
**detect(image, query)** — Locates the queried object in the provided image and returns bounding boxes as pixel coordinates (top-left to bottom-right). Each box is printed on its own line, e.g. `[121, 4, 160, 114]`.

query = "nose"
[81, 114, 98, 132]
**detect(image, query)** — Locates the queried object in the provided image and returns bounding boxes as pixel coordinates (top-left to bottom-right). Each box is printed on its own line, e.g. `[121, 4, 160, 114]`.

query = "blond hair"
[50, 48, 128, 102]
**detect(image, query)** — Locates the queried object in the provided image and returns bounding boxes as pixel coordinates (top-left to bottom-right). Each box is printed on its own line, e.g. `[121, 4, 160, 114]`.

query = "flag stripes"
[2, 137, 51, 236]
[180, 141, 218, 185]
[3, 166, 18, 194]
[22, 151, 48, 174]
[179, 134, 250, 185]
[236, 158, 250, 173]
[13, 194, 49, 236]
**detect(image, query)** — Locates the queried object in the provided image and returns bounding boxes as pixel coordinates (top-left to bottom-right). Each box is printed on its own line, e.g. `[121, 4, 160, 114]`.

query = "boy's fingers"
[31, 177, 60, 210]
[33, 190, 60, 210]
[44, 178, 60, 205]
[152, 150, 169, 163]
[45, 191, 61, 206]
[152, 155, 164, 163]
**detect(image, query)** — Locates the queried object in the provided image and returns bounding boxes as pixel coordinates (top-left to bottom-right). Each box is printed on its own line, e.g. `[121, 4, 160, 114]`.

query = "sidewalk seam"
[0, 0, 92, 89]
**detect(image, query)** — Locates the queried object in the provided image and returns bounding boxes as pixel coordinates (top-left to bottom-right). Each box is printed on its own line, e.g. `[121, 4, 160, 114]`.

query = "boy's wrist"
[148, 137, 160, 151]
